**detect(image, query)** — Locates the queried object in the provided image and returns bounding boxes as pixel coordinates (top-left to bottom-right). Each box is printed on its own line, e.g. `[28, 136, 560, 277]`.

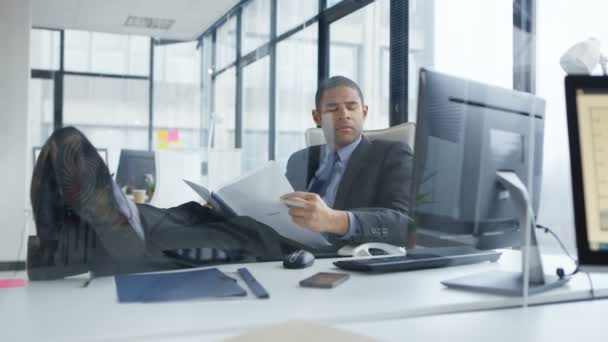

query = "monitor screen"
[115, 149, 155, 190]
[566, 75, 608, 270]
[412, 69, 545, 249]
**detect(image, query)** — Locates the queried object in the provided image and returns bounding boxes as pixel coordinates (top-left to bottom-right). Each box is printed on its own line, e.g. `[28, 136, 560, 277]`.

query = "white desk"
[330, 298, 608, 341]
[1, 250, 607, 342]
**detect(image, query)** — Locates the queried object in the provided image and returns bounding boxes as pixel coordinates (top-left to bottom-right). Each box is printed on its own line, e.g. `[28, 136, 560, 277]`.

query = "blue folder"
[115, 268, 246, 303]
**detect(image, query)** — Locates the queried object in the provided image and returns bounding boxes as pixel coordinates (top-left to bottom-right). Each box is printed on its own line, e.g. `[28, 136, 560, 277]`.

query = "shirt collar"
[323, 135, 362, 165]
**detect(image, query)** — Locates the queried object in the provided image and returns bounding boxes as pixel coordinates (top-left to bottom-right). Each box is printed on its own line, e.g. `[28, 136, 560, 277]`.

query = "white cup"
[132, 189, 146, 204]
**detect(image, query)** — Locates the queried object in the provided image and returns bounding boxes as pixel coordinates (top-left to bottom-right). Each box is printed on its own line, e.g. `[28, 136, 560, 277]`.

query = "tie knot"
[329, 152, 340, 164]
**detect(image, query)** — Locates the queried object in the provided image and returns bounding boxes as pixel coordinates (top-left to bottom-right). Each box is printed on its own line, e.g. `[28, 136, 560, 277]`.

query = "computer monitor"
[566, 75, 608, 272]
[115, 149, 155, 190]
[411, 68, 546, 250]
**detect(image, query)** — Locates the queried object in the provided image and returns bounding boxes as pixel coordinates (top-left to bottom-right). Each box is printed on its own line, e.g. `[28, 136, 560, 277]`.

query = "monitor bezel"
[565, 75, 608, 267]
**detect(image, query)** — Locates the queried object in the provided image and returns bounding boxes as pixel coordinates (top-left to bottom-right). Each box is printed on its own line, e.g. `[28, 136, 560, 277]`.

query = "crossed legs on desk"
[28, 127, 300, 280]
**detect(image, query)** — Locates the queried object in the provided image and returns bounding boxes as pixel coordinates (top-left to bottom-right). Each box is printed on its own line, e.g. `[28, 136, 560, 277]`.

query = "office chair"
[304, 122, 416, 149]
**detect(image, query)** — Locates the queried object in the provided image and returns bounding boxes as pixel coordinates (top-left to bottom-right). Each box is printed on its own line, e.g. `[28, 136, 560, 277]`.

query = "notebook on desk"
[333, 246, 501, 273]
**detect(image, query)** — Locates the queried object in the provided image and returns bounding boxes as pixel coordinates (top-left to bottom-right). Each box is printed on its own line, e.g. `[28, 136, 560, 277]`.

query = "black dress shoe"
[26, 236, 89, 280]
[26, 211, 116, 280]
[29, 127, 148, 280]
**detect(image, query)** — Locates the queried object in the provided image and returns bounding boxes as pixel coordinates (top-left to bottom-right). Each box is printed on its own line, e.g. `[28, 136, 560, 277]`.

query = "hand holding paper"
[281, 192, 350, 236]
[280, 196, 308, 209]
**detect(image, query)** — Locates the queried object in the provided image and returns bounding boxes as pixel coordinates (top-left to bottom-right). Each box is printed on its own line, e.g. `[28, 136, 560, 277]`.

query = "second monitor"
[412, 68, 546, 250]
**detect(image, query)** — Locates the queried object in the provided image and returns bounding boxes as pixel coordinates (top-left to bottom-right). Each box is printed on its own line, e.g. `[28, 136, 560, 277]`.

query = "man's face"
[313, 86, 368, 150]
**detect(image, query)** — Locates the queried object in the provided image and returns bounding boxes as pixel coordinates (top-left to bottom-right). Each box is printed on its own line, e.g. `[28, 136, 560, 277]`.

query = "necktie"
[308, 152, 339, 197]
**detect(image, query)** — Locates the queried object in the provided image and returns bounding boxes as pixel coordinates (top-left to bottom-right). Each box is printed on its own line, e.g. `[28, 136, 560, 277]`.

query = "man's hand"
[281, 192, 349, 236]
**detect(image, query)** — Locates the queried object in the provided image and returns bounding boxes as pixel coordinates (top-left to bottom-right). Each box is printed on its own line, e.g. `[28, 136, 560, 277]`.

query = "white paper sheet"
[186, 162, 330, 248]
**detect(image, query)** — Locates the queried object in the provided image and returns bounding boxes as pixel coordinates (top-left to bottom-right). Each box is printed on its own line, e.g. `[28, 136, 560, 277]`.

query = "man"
[282, 76, 412, 246]
[27, 76, 412, 280]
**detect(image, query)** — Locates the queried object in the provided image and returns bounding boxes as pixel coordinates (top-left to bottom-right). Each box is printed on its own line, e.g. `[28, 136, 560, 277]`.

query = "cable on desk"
[584, 271, 596, 299]
[535, 224, 579, 278]
[536, 224, 597, 299]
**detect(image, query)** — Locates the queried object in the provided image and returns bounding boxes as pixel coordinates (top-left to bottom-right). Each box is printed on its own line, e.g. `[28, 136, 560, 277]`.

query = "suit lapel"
[334, 137, 370, 209]
[306, 145, 322, 188]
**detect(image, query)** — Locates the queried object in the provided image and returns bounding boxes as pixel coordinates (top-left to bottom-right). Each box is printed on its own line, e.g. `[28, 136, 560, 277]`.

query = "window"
[277, 0, 318, 35]
[326, 0, 343, 8]
[64, 30, 150, 76]
[216, 16, 237, 70]
[153, 41, 202, 149]
[213, 68, 236, 149]
[433, 0, 512, 87]
[409, 0, 512, 120]
[276, 25, 318, 162]
[241, 0, 271, 56]
[535, 0, 608, 252]
[30, 29, 60, 70]
[242, 57, 270, 172]
[330, 0, 390, 129]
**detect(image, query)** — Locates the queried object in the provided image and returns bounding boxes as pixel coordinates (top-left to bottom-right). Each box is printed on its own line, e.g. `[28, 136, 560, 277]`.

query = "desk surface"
[334, 298, 608, 341]
[1, 250, 606, 342]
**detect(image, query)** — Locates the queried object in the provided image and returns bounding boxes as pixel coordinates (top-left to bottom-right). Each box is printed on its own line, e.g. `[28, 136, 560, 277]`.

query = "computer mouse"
[283, 250, 315, 269]
[368, 248, 389, 256]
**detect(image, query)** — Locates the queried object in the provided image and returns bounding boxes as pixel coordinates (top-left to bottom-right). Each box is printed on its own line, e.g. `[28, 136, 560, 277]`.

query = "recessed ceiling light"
[124, 16, 175, 30]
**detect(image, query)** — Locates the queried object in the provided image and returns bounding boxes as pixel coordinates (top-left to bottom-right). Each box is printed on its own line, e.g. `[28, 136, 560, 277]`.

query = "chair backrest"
[304, 122, 416, 149]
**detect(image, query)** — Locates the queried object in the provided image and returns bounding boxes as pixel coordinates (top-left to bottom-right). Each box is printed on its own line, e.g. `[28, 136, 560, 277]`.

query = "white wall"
[0, 0, 31, 261]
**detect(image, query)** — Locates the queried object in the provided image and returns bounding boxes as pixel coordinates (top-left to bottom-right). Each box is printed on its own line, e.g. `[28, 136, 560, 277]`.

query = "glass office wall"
[153, 41, 202, 150]
[63, 75, 149, 174]
[409, 0, 513, 121]
[275, 25, 318, 162]
[330, 0, 390, 129]
[242, 57, 270, 172]
[535, 0, 608, 252]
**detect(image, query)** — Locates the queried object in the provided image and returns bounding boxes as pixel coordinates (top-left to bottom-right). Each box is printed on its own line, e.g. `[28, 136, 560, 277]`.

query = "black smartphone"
[299, 272, 350, 288]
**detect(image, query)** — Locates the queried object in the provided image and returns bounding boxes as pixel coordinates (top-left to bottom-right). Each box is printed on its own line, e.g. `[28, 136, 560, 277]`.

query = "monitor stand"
[441, 171, 570, 297]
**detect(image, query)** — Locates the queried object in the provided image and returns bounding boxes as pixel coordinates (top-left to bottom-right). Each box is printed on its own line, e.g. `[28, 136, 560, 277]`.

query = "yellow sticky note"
[158, 141, 169, 150]
[157, 130, 168, 142]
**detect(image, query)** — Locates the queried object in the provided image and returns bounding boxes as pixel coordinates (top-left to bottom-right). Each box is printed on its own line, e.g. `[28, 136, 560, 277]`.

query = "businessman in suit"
[282, 76, 412, 246]
[27, 76, 411, 280]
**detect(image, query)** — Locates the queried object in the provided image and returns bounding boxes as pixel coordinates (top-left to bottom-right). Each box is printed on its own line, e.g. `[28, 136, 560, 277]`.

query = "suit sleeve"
[328, 142, 413, 246]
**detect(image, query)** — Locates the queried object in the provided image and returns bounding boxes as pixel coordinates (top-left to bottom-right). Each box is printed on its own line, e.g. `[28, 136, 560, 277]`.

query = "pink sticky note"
[168, 130, 179, 142]
[0, 279, 25, 289]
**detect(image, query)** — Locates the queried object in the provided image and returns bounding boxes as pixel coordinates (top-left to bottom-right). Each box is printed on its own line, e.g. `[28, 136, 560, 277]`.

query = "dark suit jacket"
[285, 136, 413, 246]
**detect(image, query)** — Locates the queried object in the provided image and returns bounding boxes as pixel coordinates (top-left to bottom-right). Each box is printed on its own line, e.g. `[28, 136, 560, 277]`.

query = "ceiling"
[31, 0, 240, 40]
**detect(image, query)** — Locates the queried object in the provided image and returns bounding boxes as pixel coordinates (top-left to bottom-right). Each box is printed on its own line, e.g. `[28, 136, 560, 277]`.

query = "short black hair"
[315, 76, 364, 110]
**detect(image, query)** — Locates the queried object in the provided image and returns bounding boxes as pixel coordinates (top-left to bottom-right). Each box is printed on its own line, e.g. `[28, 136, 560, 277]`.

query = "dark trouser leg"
[138, 202, 306, 265]
[29, 127, 303, 279]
